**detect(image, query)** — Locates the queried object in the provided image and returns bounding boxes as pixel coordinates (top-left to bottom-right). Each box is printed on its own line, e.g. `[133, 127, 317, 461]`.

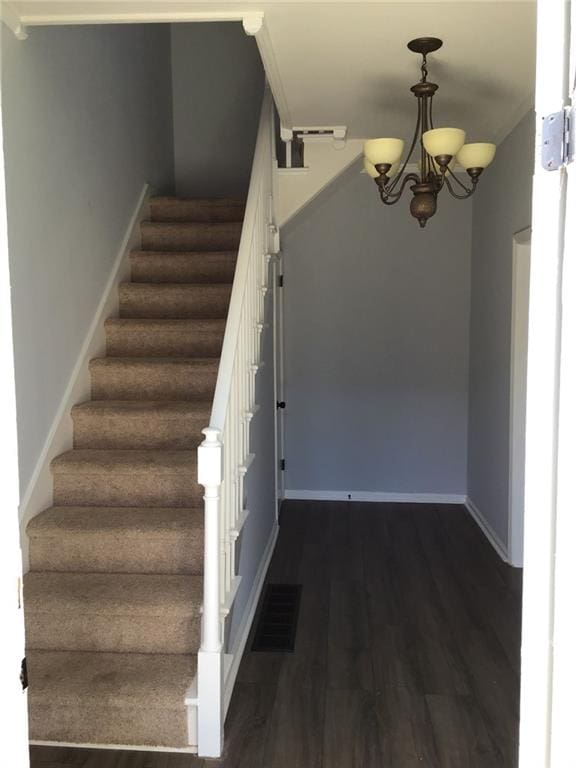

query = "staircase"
[24, 197, 244, 749]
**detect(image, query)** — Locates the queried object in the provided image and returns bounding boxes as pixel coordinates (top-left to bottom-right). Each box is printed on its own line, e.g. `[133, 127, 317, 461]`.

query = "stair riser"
[141, 223, 241, 252]
[130, 252, 236, 283]
[91, 364, 217, 401]
[72, 412, 207, 450]
[119, 285, 231, 319]
[53, 473, 202, 507]
[150, 198, 244, 223]
[26, 614, 200, 655]
[29, 532, 203, 574]
[28, 703, 189, 748]
[106, 325, 224, 357]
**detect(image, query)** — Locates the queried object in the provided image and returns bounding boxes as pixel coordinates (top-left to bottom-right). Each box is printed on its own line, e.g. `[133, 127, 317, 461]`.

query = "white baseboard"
[465, 496, 509, 563]
[284, 490, 467, 505]
[18, 183, 151, 569]
[223, 519, 279, 715]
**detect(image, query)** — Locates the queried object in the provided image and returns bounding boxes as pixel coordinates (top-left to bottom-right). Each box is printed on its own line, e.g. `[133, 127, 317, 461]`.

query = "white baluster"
[197, 427, 223, 757]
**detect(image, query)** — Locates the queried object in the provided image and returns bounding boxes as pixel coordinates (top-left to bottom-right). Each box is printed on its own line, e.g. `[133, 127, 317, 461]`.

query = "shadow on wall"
[171, 22, 265, 199]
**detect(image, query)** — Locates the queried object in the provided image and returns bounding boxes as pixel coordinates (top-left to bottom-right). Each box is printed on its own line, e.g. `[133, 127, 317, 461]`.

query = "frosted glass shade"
[364, 158, 400, 178]
[364, 138, 404, 166]
[456, 142, 496, 169]
[422, 128, 466, 158]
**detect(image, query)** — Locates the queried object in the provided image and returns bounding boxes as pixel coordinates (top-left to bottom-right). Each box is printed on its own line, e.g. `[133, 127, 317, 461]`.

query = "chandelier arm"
[386, 98, 423, 195]
[444, 173, 476, 200]
[446, 165, 473, 192]
[379, 173, 420, 204]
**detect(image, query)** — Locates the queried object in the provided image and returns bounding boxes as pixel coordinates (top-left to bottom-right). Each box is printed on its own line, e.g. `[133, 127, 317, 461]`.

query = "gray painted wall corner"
[170, 22, 265, 199]
[467, 109, 535, 547]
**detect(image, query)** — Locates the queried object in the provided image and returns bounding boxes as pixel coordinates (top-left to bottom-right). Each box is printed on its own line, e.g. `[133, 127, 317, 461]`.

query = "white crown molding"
[11, 5, 245, 26]
[243, 12, 292, 130]
[241, 11, 263, 37]
[1, 2, 28, 40]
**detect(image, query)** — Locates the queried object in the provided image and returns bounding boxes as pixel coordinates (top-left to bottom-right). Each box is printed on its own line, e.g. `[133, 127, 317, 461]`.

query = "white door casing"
[518, 1, 574, 766]
[0, 10, 30, 765]
[273, 253, 286, 514]
[508, 228, 531, 568]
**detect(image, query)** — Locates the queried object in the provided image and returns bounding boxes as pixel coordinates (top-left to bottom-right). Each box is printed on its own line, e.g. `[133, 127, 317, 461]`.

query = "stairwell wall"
[170, 22, 264, 199]
[1, 23, 174, 497]
[281, 158, 472, 499]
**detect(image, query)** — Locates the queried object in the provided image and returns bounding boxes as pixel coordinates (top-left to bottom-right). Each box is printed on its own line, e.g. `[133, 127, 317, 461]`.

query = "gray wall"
[467, 111, 535, 546]
[228, 276, 277, 648]
[171, 23, 264, 198]
[2, 23, 174, 496]
[281, 161, 472, 496]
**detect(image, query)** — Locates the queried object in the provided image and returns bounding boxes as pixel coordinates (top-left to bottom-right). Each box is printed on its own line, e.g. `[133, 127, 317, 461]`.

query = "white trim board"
[284, 490, 466, 504]
[465, 497, 509, 564]
[17, 183, 151, 569]
[508, 227, 531, 569]
[223, 519, 279, 714]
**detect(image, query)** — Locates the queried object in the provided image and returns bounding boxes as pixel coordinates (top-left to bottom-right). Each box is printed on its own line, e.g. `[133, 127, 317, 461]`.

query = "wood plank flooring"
[30, 501, 522, 768]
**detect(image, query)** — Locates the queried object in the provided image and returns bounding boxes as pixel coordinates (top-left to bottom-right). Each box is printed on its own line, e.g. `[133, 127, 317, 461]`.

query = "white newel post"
[197, 427, 224, 757]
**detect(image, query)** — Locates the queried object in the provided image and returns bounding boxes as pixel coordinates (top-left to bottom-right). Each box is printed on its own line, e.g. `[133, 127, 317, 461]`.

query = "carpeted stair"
[24, 196, 243, 748]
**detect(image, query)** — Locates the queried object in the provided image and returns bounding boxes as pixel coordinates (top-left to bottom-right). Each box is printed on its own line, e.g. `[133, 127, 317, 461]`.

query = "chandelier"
[364, 37, 496, 228]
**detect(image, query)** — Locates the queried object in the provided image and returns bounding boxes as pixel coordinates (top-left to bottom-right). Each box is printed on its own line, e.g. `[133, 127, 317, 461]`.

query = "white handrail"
[196, 86, 277, 758]
[210, 88, 274, 430]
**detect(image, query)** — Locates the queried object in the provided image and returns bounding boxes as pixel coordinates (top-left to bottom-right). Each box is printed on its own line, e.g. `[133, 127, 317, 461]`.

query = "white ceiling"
[10, 1, 537, 144]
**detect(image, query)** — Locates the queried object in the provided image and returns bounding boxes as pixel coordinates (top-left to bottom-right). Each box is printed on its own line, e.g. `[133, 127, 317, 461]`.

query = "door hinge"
[280, 459, 286, 471]
[542, 106, 574, 170]
[278, 274, 284, 288]
[20, 657, 28, 690]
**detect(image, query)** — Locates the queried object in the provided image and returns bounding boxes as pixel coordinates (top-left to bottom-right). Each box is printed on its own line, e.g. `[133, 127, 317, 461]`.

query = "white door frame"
[508, 227, 531, 568]
[272, 251, 286, 517]
[518, 1, 574, 766]
[0, 10, 30, 765]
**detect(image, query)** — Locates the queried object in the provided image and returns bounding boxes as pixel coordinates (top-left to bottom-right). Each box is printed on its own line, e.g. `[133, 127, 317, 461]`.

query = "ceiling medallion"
[364, 37, 496, 228]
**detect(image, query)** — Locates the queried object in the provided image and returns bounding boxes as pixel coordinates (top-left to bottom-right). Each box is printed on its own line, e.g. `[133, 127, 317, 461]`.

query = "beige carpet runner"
[23, 197, 243, 748]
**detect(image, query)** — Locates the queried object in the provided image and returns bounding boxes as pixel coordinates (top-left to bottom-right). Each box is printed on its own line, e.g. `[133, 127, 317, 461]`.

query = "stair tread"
[27, 649, 197, 706]
[150, 196, 244, 205]
[27, 505, 203, 536]
[119, 281, 233, 290]
[51, 449, 197, 475]
[130, 249, 238, 258]
[24, 572, 202, 616]
[142, 221, 242, 230]
[105, 317, 226, 329]
[90, 356, 220, 366]
[72, 400, 212, 417]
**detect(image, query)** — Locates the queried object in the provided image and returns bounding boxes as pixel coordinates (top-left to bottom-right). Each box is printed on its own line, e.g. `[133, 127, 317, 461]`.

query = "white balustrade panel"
[196, 87, 277, 757]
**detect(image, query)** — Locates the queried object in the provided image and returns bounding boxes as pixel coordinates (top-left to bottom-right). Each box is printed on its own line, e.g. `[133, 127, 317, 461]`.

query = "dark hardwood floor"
[30, 501, 522, 768]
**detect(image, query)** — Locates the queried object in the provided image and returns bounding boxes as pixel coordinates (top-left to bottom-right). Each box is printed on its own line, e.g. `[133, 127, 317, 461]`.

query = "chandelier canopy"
[365, 37, 496, 228]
